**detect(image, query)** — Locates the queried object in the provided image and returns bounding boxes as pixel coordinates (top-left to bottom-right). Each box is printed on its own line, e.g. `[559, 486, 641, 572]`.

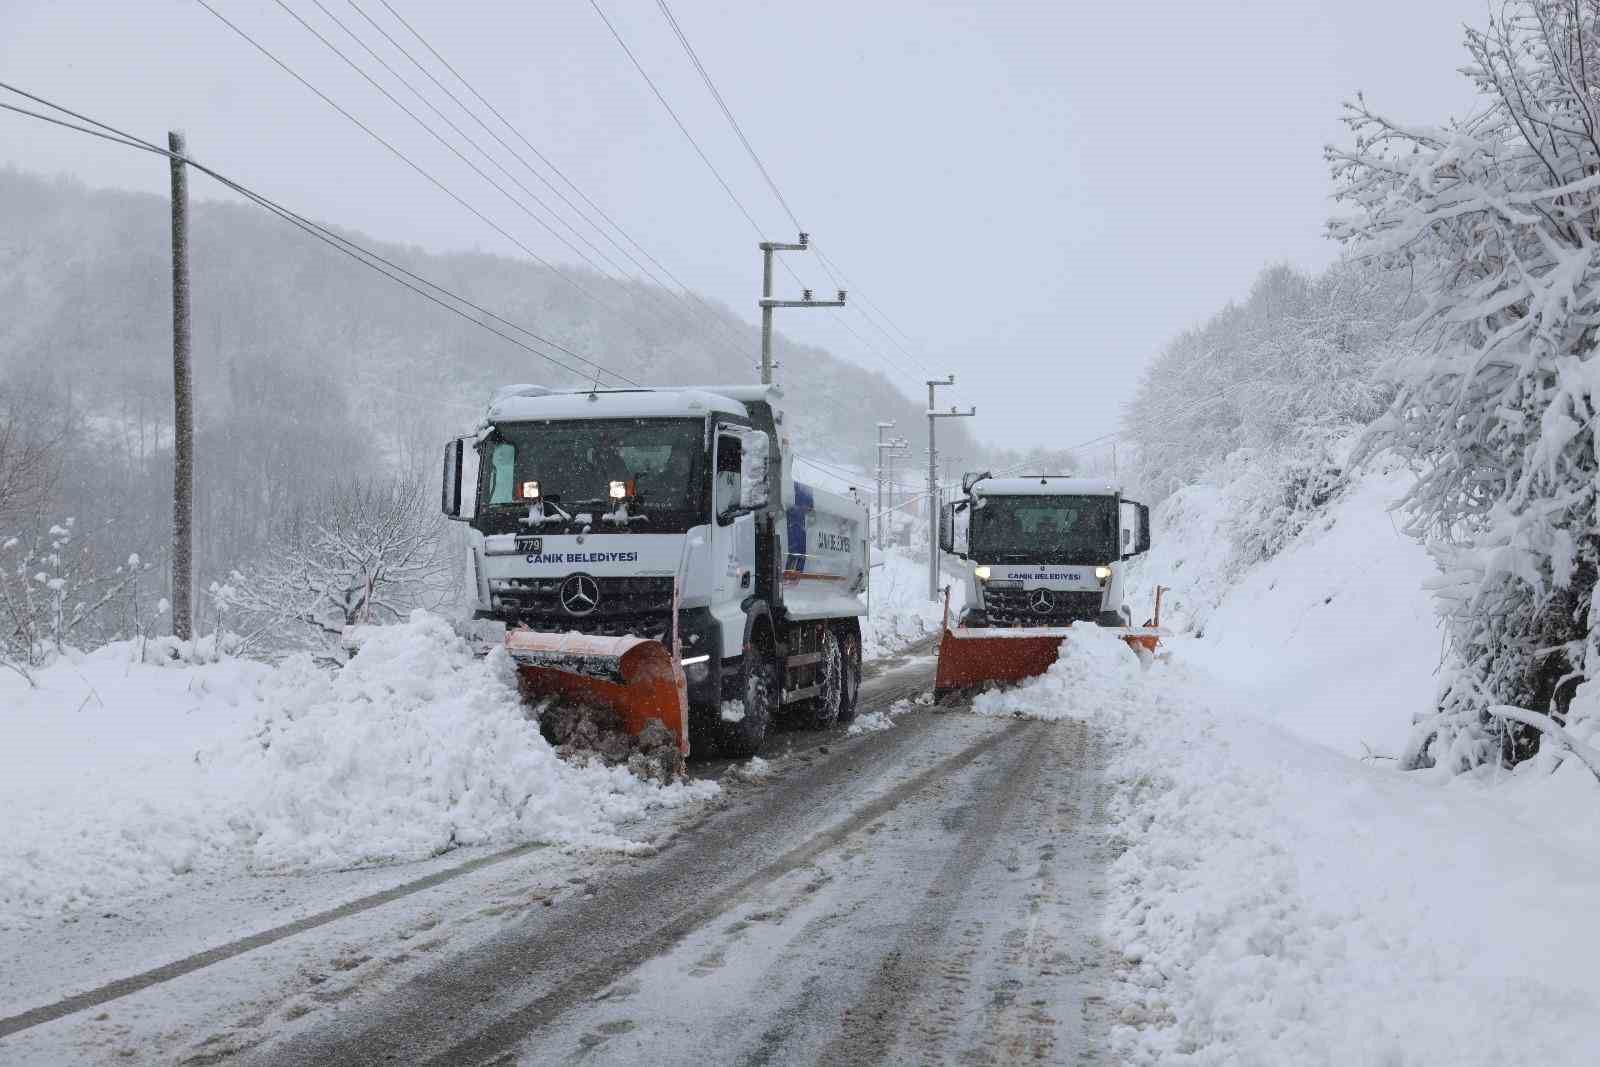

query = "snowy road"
[254, 704, 1111, 1066]
[0, 648, 1118, 1066]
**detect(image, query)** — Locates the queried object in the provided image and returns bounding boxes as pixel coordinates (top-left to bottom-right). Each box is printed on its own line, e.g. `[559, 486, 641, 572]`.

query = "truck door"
[713, 429, 758, 630]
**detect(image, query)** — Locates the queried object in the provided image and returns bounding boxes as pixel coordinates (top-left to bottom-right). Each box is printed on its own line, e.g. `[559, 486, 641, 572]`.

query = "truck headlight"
[680, 653, 711, 682]
[974, 565, 991, 580]
[1095, 565, 1112, 581]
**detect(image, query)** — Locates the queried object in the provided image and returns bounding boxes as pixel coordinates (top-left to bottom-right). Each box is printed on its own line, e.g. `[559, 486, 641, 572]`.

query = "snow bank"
[862, 543, 964, 662]
[0, 612, 715, 927]
[972, 636, 1600, 1065]
[1128, 452, 1439, 759]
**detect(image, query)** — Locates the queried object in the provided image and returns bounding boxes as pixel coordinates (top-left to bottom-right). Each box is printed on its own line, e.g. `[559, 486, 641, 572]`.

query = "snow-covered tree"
[212, 475, 454, 660]
[1328, 0, 1600, 771]
[1123, 260, 1401, 502]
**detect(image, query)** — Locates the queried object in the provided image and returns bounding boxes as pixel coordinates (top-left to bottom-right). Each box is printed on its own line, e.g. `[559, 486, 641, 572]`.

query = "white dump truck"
[934, 474, 1156, 694]
[441, 383, 868, 756]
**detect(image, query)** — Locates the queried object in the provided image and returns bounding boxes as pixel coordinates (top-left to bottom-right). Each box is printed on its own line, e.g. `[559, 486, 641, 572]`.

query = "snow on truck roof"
[486, 384, 781, 423]
[971, 476, 1118, 497]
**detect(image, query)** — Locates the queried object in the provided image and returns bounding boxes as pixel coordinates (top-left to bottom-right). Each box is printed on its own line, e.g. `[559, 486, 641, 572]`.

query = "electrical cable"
[647, 0, 938, 381]
[585, 0, 768, 237]
[350, 0, 754, 361]
[300, 0, 747, 362]
[0, 81, 637, 387]
[193, 0, 626, 315]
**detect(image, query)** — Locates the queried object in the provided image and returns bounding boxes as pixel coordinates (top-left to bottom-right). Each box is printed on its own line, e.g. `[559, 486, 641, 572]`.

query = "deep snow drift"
[0, 612, 715, 928]
[977, 624, 1600, 1066]
[1126, 450, 1440, 759]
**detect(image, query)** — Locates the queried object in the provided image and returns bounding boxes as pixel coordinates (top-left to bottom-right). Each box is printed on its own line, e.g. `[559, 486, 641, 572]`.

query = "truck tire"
[720, 648, 776, 758]
[835, 625, 862, 723]
[804, 629, 845, 729]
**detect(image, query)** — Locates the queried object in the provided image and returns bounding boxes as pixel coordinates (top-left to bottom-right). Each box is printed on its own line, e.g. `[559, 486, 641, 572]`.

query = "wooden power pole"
[169, 130, 193, 640]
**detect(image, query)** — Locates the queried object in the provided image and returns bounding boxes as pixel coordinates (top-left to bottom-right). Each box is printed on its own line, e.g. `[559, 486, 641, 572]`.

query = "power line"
[584, 1, 923, 388]
[246, 0, 607, 304]
[585, 0, 770, 238]
[811, 243, 937, 376]
[584, 0, 928, 389]
[652, 0, 801, 233]
[0, 80, 636, 387]
[646, 1, 937, 382]
[194, 0, 644, 322]
[343, 0, 751, 360]
[368, 0, 755, 360]
[295, 0, 744, 363]
[640, 0, 934, 390]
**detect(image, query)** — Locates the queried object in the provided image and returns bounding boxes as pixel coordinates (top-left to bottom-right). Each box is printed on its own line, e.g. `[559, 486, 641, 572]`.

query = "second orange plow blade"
[933, 623, 1162, 698]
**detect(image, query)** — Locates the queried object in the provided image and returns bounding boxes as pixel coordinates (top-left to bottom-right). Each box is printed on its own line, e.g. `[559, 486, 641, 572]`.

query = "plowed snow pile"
[0, 612, 715, 927]
[968, 612, 1600, 1064]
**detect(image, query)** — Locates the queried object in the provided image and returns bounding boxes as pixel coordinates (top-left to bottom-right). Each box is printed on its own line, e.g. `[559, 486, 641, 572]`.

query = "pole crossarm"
[761, 294, 846, 309]
[757, 232, 845, 384]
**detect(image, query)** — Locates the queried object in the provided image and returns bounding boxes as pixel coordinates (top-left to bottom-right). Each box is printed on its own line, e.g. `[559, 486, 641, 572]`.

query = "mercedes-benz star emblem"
[560, 574, 600, 616]
[1028, 588, 1055, 614]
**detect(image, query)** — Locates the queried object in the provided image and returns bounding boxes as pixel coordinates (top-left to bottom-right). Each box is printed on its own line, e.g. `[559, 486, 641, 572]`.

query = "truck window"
[970, 494, 1119, 564]
[715, 435, 742, 514]
[474, 417, 707, 533]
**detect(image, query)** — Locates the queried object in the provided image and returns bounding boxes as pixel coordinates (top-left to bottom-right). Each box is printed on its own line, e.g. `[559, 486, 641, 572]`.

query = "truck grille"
[982, 588, 1103, 627]
[491, 576, 675, 641]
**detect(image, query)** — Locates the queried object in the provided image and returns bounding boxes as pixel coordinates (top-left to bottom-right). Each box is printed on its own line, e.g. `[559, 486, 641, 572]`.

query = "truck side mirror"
[939, 500, 970, 557]
[442, 438, 464, 519]
[1136, 502, 1152, 554]
[441, 436, 478, 521]
[738, 429, 770, 510]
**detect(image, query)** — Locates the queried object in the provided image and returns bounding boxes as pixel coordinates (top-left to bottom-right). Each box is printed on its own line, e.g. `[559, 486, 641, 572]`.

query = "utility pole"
[926, 375, 976, 601]
[874, 422, 909, 550]
[168, 130, 193, 641]
[757, 232, 845, 384]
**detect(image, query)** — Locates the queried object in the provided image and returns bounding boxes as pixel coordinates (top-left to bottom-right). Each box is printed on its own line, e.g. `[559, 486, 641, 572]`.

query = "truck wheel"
[835, 627, 862, 723]
[720, 649, 776, 758]
[804, 630, 845, 729]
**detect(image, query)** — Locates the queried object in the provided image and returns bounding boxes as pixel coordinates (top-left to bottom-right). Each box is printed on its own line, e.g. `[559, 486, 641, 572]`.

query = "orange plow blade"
[931, 589, 1162, 698]
[933, 624, 1162, 696]
[505, 631, 689, 755]
[934, 625, 1070, 693]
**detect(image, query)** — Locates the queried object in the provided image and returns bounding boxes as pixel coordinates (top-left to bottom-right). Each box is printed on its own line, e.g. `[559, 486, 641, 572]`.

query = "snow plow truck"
[440, 383, 868, 757]
[934, 474, 1160, 697]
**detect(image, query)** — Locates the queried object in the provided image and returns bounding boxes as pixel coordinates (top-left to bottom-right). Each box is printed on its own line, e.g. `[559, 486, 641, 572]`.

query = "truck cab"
[440, 383, 868, 755]
[939, 475, 1151, 628]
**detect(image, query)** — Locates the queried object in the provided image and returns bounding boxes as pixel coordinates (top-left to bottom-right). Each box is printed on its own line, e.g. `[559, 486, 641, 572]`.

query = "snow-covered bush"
[0, 517, 161, 681]
[1329, 0, 1600, 770]
[1223, 441, 1346, 568]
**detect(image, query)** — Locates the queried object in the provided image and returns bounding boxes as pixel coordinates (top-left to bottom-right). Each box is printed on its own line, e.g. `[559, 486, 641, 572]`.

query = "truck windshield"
[969, 494, 1119, 564]
[475, 417, 705, 533]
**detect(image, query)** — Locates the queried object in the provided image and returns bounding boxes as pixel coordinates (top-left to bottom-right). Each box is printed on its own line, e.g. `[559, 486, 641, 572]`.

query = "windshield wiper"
[519, 499, 573, 527]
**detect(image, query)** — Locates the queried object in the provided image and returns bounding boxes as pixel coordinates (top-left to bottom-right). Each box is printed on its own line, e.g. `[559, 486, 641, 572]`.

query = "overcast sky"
[2, 0, 1486, 453]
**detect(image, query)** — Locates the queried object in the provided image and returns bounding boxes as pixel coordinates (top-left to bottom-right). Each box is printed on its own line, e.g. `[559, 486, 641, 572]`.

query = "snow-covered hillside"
[1127, 452, 1440, 759]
